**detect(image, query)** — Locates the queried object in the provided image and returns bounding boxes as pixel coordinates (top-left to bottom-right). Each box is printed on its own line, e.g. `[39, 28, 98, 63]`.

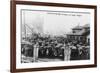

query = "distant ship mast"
[23, 11, 34, 40]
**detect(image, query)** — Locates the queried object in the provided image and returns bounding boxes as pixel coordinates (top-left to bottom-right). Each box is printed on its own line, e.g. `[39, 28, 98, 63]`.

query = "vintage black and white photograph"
[11, 1, 97, 72]
[21, 9, 90, 63]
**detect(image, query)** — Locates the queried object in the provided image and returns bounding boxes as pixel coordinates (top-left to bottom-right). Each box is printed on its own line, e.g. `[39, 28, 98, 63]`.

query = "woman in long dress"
[33, 42, 39, 62]
[64, 44, 71, 61]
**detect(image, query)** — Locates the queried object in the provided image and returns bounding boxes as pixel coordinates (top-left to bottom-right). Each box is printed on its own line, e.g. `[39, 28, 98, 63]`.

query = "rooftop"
[72, 24, 90, 30]
[67, 24, 90, 36]
[72, 26, 83, 30]
[83, 24, 90, 28]
[67, 29, 85, 36]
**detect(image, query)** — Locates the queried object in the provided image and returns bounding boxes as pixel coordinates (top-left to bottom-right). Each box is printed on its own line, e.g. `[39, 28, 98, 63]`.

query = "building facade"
[67, 24, 90, 44]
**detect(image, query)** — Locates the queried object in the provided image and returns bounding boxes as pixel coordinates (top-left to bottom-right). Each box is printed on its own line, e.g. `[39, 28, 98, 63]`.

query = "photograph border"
[10, 0, 97, 72]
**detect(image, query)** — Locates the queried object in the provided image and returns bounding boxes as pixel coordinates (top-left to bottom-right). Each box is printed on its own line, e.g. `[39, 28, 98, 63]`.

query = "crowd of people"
[21, 33, 90, 62]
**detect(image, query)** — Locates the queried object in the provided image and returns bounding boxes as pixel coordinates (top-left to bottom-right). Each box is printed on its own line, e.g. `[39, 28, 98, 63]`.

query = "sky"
[21, 10, 90, 36]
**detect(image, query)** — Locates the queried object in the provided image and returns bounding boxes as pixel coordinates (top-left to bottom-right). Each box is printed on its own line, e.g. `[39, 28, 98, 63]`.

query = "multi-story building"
[67, 24, 90, 44]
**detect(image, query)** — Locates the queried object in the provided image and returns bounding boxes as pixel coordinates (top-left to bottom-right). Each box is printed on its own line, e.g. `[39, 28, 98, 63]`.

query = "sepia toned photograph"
[21, 9, 90, 63]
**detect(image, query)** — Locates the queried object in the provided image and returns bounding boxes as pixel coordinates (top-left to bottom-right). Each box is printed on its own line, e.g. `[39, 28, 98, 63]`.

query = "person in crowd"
[33, 42, 39, 62]
[77, 44, 82, 60]
[85, 44, 90, 59]
[22, 32, 90, 62]
[80, 44, 90, 60]
[70, 43, 79, 60]
[23, 45, 33, 57]
[64, 43, 71, 61]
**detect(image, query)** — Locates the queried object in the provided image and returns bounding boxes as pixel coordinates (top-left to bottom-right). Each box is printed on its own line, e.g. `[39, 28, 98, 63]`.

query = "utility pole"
[23, 11, 27, 40]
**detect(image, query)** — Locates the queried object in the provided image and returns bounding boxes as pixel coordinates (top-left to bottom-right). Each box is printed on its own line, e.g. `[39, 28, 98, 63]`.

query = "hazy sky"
[22, 10, 90, 36]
